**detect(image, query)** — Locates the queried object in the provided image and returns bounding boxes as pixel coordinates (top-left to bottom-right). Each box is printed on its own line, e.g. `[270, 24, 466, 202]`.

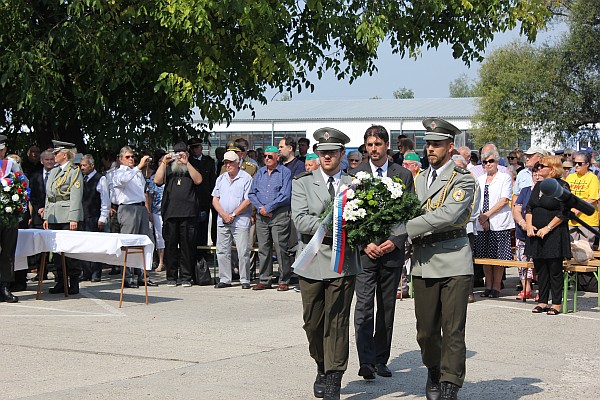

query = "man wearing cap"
[292, 127, 361, 399]
[212, 151, 253, 288]
[513, 146, 547, 205]
[43, 140, 84, 295]
[402, 152, 422, 179]
[0, 135, 24, 302]
[249, 146, 293, 291]
[399, 118, 476, 400]
[349, 125, 414, 381]
[304, 153, 320, 172]
[279, 136, 305, 177]
[112, 146, 156, 288]
[154, 142, 203, 287]
[187, 137, 216, 268]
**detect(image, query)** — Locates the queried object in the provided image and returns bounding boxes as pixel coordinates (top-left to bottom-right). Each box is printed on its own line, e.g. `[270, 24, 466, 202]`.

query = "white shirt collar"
[369, 160, 389, 176]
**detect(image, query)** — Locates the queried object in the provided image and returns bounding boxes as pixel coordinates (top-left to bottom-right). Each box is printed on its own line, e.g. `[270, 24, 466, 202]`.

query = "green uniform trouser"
[299, 276, 356, 373]
[413, 274, 471, 387]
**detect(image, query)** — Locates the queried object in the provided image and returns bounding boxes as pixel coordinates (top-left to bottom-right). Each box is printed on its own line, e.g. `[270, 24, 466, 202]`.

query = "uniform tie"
[376, 167, 383, 177]
[429, 170, 437, 188]
[328, 176, 335, 199]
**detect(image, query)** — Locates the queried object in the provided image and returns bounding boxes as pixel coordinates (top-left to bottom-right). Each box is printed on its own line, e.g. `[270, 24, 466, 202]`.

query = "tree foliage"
[0, 0, 554, 154]
[449, 73, 476, 97]
[472, 0, 600, 149]
[393, 87, 415, 99]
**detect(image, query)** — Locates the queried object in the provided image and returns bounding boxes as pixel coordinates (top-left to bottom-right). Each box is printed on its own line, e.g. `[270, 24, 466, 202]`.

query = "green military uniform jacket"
[219, 158, 257, 177]
[44, 161, 84, 223]
[406, 161, 476, 278]
[291, 169, 361, 280]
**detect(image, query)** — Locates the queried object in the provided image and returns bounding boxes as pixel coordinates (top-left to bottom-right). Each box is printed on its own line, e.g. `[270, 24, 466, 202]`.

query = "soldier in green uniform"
[402, 118, 476, 400]
[43, 140, 84, 295]
[219, 141, 257, 177]
[291, 127, 361, 400]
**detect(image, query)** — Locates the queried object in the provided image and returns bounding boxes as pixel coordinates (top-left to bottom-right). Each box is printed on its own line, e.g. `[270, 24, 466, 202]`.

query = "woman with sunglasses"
[507, 149, 525, 178]
[564, 151, 599, 247]
[475, 148, 514, 298]
[346, 150, 362, 171]
[525, 156, 571, 315]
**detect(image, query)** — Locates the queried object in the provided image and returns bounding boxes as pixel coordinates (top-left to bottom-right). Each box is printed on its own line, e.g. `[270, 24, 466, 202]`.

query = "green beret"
[265, 145, 278, 153]
[404, 152, 421, 162]
[305, 153, 319, 161]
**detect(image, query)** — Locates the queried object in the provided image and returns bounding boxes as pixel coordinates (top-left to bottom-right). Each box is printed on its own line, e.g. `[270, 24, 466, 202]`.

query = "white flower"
[352, 178, 361, 185]
[356, 208, 367, 218]
[355, 171, 371, 181]
[11, 194, 20, 201]
[0, 178, 7, 187]
[380, 176, 393, 185]
[5, 206, 12, 213]
[346, 188, 355, 199]
[3, 186, 10, 192]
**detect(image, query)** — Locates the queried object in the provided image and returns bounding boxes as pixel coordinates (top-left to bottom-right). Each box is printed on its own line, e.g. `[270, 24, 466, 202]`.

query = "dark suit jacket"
[349, 161, 414, 268]
[29, 169, 48, 227]
[190, 155, 216, 211]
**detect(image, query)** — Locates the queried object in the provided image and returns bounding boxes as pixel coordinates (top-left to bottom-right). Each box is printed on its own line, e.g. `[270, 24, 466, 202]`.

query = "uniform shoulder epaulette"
[294, 171, 312, 180]
[454, 166, 469, 174]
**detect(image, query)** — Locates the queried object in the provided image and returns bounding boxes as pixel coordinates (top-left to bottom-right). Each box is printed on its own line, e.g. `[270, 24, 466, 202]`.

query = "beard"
[171, 161, 188, 175]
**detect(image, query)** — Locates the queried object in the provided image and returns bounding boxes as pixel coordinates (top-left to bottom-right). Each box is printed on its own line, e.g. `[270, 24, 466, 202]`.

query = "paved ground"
[1, 268, 599, 400]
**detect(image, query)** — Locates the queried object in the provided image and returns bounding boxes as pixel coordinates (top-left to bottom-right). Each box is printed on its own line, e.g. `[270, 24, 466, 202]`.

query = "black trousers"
[413, 275, 471, 388]
[299, 275, 356, 373]
[534, 258, 563, 305]
[164, 217, 197, 283]
[48, 223, 82, 280]
[80, 217, 103, 279]
[354, 264, 402, 366]
[0, 224, 18, 283]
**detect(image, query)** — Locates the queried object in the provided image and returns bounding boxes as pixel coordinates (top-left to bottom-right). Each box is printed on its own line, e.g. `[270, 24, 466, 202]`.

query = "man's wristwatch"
[232, 212, 237, 217]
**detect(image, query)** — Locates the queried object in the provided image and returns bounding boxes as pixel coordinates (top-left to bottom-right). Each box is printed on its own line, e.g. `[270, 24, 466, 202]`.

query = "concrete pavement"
[1, 269, 599, 399]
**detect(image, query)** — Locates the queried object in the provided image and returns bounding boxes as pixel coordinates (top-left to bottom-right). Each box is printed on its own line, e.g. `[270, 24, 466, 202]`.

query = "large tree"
[472, 0, 600, 149]
[0, 0, 554, 153]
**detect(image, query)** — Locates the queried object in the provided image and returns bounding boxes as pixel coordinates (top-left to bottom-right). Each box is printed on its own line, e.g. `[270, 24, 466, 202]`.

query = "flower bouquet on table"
[339, 171, 422, 249]
[0, 171, 30, 226]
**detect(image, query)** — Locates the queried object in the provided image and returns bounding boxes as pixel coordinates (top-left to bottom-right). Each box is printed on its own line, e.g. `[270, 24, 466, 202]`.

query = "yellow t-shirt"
[565, 171, 600, 227]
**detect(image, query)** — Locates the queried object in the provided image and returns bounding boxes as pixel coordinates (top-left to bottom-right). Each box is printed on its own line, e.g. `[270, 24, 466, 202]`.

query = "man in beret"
[400, 118, 476, 400]
[249, 146, 293, 291]
[304, 153, 320, 172]
[292, 127, 361, 399]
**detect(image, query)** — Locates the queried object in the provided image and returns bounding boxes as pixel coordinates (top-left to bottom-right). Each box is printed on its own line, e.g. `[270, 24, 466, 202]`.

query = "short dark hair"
[399, 138, 414, 151]
[298, 138, 310, 146]
[281, 136, 297, 152]
[234, 138, 249, 152]
[364, 125, 389, 143]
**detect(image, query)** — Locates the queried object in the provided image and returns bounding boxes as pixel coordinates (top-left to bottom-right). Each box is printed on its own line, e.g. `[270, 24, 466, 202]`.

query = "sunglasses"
[565, 153, 572, 156]
[263, 154, 276, 160]
[573, 161, 586, 166]
[348, 159, 360, 163]
[507, 156, 516, 160]
[360, 151, 368, 154]
[124, 155, 134, 159]
[482, 159, 496, 165]
[536, 163, 549, 169]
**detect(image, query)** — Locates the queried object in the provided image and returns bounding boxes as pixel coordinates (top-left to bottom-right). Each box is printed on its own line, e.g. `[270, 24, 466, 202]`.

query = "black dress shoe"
[375, 363, 392, 377]
[314, 362, 326, 398]
[91, 277, 101, 282]
[49, 282, 65, 294]
[215, 282, 232, 288]
[139, 280, 158, 287]
[358, 363, 376, 380]
[426, 366, 441, 400]
[440, 382, 460, 400]
[124, 281, 139, 289]
[0, 283, 19, 303]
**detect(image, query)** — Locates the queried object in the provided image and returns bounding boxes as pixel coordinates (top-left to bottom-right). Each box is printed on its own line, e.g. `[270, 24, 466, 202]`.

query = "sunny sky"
[286, 23, 568, 101]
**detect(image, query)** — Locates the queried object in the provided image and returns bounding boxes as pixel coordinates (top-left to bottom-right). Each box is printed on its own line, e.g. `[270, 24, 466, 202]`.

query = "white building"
[193, 98, 479, 152]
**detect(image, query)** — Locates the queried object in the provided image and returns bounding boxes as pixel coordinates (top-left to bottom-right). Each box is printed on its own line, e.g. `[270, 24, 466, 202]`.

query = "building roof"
[195, 98, 479, 123]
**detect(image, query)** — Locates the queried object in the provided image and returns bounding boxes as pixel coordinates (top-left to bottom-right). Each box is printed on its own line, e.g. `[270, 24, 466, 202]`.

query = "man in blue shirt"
[212, 151, 253, 289]
[249, 146, 293, 291]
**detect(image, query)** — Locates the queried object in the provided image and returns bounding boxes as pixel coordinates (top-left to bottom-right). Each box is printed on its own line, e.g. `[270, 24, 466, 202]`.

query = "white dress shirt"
[369, 160, 389, 176]
[112, 165, 146, 205]
[320, 168, 342, 195]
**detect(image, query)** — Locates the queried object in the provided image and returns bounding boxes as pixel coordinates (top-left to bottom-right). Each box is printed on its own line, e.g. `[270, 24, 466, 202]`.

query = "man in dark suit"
[351, 125, 414, 380]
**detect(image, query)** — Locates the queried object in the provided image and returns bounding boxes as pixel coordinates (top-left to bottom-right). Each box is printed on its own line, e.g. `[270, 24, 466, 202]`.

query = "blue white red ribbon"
[329, 189, 347, 274]
[292, 211, 333, 272]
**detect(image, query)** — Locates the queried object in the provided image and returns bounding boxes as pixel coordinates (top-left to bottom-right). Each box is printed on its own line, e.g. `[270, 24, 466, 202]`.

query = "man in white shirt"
[512, 146, 547, 204]
[112, 146, 156, 288]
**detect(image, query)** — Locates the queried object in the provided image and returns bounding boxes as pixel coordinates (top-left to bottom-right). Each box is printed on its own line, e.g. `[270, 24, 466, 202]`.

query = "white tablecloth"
[14, 229, 154, 271]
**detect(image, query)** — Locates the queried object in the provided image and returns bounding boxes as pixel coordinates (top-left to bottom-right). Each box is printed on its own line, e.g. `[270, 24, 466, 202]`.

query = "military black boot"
[68, 275, 80, 295]
[313, 362, 326, 398]
[48, 281, 65, 294]
[323, 371, 343, 400]
[426, 366, 441, 400]
[0, 282, 19, 303]
[440, 382, 460, 400]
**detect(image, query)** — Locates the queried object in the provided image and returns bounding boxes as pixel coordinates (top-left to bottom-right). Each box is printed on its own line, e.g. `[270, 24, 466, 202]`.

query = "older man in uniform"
[43, 141, 84, 295]
[292, 128, 361, 400]
[401, 118, 476, 400]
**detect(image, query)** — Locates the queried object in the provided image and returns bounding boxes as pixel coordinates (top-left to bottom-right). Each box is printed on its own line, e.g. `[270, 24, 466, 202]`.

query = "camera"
[171, 154, 181, 159]
[147, 157, 152, 162]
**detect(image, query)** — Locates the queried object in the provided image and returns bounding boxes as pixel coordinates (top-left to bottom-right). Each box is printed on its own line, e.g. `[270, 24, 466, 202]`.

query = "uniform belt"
[47, 196, 70, 202]
[301, 234, 333, 246]
[121, 202, 145, 206]
[412, 229, 466, 246]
